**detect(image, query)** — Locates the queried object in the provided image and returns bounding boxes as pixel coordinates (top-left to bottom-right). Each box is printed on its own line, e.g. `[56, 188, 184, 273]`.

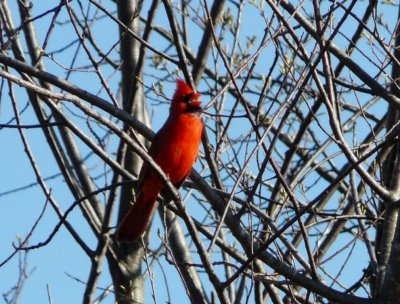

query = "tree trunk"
[376, 4, 400, 303]
[108, 1, 149, 303]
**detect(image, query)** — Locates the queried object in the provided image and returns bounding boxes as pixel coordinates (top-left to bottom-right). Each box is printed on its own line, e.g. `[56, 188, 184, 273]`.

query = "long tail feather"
[116, 194, 158, 242]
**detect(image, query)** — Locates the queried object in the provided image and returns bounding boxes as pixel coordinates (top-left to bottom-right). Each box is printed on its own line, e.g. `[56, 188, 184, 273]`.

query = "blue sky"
[1, 0, 399, 303]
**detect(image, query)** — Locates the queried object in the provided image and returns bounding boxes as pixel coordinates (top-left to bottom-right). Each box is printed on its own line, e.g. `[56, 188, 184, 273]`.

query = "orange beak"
[190, 93, 202, 108]
[190, 100, 202, 107]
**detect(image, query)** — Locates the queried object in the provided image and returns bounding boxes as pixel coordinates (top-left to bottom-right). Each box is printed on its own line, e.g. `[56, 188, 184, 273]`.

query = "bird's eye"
[182, 93, 193, 103]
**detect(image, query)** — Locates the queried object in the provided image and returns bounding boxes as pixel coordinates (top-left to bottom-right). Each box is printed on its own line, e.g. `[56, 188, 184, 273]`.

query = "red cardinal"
[117, 80, 203, 242]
